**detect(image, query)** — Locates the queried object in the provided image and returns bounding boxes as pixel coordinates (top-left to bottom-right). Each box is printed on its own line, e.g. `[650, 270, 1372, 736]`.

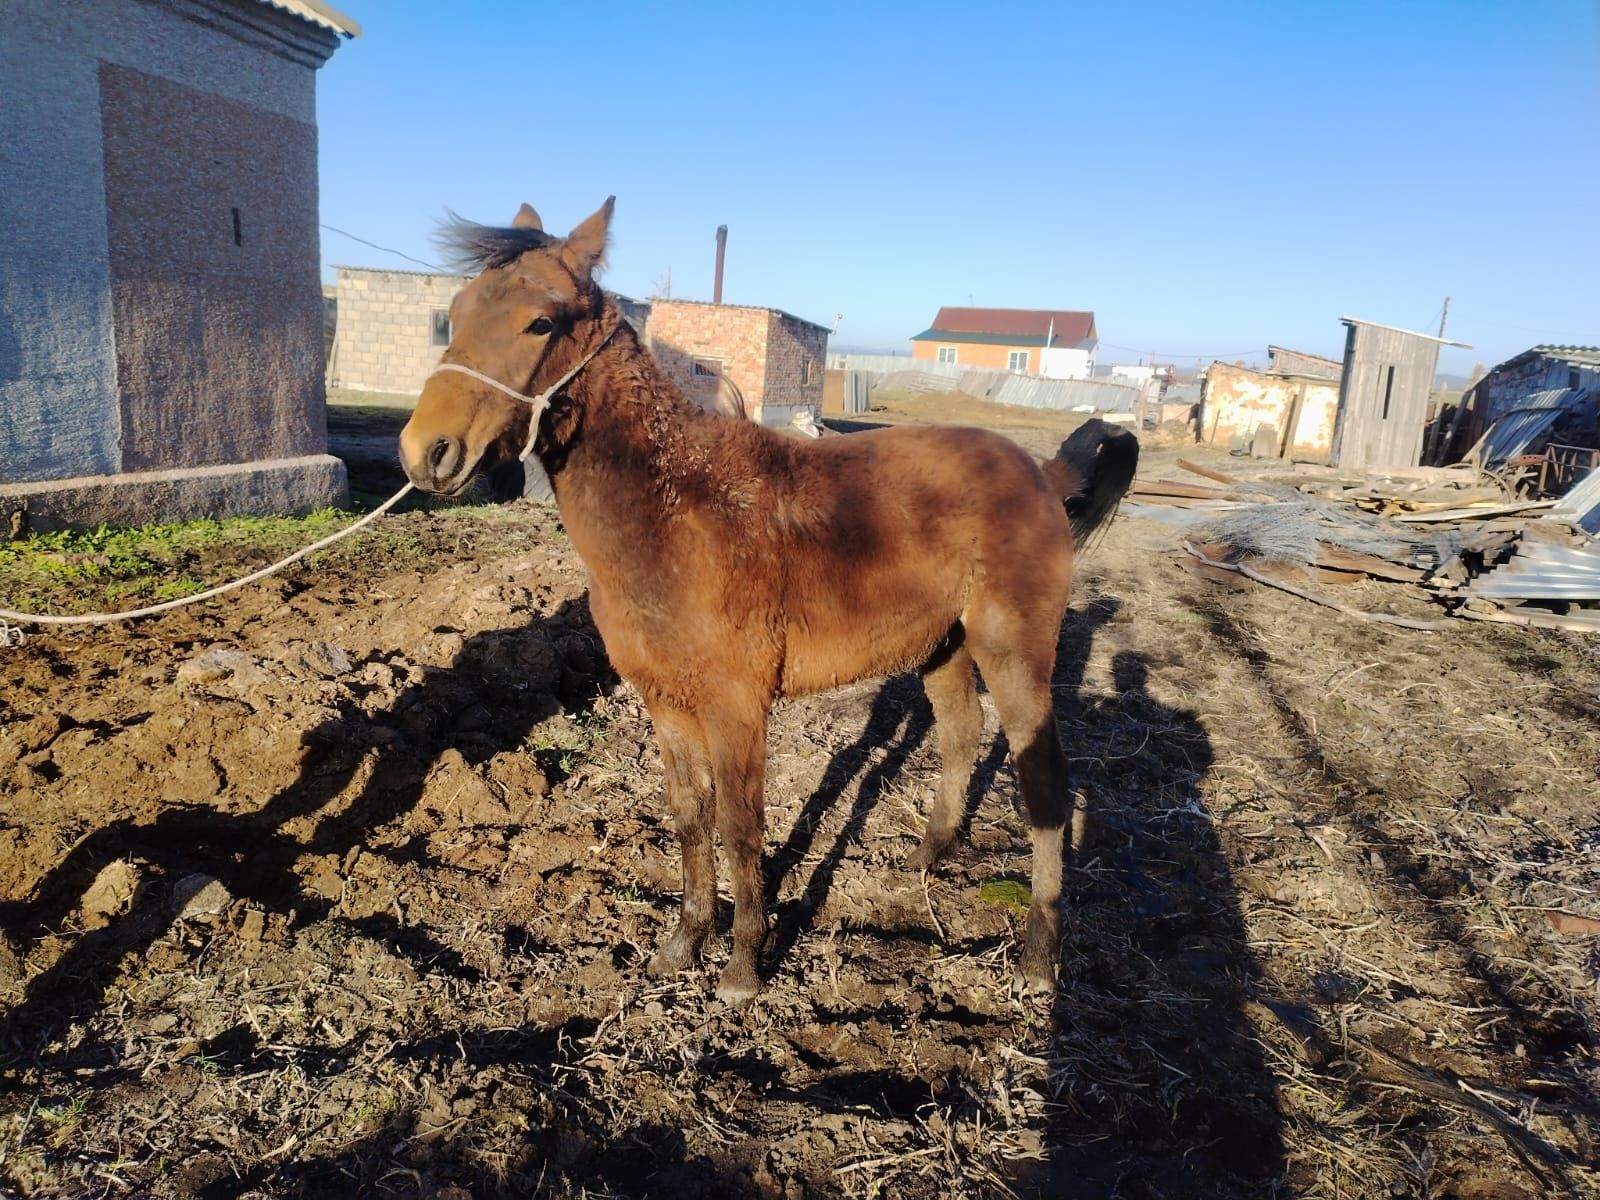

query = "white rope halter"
[428, 322, 619, 462]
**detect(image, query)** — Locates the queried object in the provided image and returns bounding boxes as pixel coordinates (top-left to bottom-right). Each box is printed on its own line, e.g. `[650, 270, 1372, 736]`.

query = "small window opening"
[800, 358, 815, 385]
[691, 356, 721, 378]
[936, 346, 958, 364]
[231, 207, 241, 246]
[1007, 349, 1029, 372]
[430, 309, 451, 347]
[1380, 364, 1396, 420]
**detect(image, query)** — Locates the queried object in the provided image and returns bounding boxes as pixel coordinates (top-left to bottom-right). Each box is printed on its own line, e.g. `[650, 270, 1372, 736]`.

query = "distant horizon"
[316, 1, 1599, 380]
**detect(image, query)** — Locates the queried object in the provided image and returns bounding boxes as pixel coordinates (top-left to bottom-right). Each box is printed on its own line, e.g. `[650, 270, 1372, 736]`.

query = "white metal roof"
[258, 0, 360, 37]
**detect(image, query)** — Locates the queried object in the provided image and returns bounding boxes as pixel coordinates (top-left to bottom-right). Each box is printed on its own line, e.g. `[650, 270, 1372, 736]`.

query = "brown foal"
[398, 198, 1138, 1004]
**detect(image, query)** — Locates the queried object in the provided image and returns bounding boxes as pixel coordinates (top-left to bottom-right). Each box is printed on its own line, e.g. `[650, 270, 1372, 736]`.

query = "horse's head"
[399, 197, 614, 496]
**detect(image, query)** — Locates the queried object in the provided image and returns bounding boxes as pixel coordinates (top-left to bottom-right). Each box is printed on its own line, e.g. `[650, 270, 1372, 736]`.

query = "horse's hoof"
[646, 931, 700, 978]
[715, 965, 760, 1007]
[1013, 956, 1056, 999]
[905, 834, 953, 871]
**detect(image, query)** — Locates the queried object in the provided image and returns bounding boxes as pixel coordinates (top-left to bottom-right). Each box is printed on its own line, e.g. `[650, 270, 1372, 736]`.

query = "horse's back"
[770, 422, 1071, 695]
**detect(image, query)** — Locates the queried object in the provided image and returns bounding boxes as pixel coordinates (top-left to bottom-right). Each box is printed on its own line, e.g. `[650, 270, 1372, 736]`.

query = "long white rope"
[0, 322, 619, 636]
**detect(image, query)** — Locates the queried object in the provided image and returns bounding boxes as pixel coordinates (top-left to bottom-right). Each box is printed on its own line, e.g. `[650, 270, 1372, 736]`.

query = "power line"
[319, 223, 446, 273]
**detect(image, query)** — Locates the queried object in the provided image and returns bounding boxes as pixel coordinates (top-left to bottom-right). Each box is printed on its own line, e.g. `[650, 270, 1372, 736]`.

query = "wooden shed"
[1331, 318, 1468, 471]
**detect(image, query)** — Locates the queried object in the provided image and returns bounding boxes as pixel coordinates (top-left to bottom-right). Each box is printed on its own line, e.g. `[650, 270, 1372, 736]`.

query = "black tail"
[1043, 418, 1140, 548]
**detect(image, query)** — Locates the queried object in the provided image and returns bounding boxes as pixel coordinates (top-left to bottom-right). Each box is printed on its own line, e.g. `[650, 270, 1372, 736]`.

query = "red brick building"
[645, 299, 829, 427]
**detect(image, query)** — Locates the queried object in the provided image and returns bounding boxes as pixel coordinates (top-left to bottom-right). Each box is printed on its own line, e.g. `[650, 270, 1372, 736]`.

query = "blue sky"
[315, 1, 1599, 375]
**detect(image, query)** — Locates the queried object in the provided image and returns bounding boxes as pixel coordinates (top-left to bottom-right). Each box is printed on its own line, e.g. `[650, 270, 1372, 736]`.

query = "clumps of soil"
[2, 432, 1599, 1198]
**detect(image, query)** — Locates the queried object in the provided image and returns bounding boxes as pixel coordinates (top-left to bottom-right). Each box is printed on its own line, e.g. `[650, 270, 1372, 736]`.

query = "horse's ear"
[561, 196, 615, 277]
[511, 203, 543, 231]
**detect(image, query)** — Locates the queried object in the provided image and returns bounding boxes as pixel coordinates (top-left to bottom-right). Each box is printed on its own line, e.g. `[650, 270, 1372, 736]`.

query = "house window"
[691, 356, 722, 378]
[430, 309, 451, 347]
[800, 357, 816, 385]
[936, 346, 958, 364]
[1007, 350, 1029, 372]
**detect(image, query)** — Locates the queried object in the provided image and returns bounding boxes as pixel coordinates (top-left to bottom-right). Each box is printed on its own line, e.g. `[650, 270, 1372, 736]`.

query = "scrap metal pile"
[1128, 458, 1600, 633]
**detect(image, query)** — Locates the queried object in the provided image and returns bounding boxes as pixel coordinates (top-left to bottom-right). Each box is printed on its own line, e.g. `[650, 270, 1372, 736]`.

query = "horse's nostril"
[428, 438, 454, 472]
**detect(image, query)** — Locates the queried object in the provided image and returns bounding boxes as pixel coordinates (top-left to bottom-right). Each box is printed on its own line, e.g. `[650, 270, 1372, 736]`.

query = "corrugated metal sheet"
[1547, 465, 1600, 536]
[829, 354, 950, 377]
[989, 374, 1139, 412]
[828, 355, 1138, 413]
[1464, 539, 1600, 601]
[1468, 389, 1577, 470]
[841, 371, 872, 415]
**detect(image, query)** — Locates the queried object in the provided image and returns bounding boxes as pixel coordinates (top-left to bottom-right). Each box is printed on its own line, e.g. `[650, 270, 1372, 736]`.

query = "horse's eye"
[527, 317, 555, 336]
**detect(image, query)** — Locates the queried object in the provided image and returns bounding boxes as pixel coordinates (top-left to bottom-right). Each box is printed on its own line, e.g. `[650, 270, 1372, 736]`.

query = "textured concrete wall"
[101, 62, 327, 471]
[1200, 362, 1339, 462]
[0, 0, 344, 522]
[0, 24, 121, 483]
[330, 269, 468, 395]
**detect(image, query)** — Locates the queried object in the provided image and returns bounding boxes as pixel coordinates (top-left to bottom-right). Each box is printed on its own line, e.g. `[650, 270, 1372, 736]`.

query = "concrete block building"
[645, 299, 828, 427]
[328, 267, 469, 396]
[0, 0, 358, 531]
[328, 266, 655, 397]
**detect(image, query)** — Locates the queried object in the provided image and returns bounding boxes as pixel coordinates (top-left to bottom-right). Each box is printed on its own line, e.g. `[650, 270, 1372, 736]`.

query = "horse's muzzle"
[400, 433, 473, 495]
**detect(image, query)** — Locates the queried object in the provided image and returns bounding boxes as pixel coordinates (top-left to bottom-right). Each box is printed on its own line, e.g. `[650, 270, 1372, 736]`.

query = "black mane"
[436, 213, 554, 272]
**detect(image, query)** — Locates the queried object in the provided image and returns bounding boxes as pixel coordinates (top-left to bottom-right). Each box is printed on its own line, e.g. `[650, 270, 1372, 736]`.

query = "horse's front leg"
[646, 705, 716, 978]
[705, 699, 771, 1006]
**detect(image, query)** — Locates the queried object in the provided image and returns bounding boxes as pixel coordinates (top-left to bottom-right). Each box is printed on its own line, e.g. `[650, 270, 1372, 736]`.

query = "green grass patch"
[978, 878, 1032, 917]
[0, 508, 427, 617]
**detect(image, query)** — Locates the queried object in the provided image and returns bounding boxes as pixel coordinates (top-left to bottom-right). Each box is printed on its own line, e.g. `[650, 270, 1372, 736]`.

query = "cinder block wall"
[330, 268, 467, 395]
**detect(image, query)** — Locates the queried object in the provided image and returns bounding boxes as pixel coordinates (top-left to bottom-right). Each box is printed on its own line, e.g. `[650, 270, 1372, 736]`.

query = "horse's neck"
[542, 330, 711, 573]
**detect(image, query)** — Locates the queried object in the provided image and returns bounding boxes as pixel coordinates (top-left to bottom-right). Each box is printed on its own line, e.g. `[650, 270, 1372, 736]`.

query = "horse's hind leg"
[967, 633, 1070, 996]
[907, 635, 981, 870]
[646, 706, 716, 978]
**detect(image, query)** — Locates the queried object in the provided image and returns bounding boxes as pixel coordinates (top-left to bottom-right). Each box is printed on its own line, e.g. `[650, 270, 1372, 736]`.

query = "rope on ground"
[0, 483, 415, 631]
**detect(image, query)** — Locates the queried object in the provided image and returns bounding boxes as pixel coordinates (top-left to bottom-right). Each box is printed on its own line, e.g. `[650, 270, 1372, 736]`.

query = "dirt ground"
[2, 394, 1598, 1198]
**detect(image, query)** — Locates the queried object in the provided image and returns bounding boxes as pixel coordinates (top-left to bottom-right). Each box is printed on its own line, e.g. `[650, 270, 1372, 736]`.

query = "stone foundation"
[0, 455, 349, 534]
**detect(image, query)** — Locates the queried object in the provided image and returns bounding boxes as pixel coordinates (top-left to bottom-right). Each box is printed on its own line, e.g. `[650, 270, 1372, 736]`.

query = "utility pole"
[1437, 296, 1450, 340]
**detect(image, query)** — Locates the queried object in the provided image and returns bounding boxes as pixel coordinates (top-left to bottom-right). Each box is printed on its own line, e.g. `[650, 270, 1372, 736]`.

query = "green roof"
[911, 329, 1051, 347]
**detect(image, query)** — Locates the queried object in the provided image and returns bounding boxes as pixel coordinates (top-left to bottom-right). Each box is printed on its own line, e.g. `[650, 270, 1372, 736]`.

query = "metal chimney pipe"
[713, 225, 727, 304]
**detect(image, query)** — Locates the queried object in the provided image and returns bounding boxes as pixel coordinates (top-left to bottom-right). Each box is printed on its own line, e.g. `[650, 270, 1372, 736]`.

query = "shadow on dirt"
[0, 596, 613, 1076]
[763, 674, 933, 970]
[1019, 597, 1287, 1198]
[1192, 600, 1590, 1186]
[192, 1109, 776, 1200]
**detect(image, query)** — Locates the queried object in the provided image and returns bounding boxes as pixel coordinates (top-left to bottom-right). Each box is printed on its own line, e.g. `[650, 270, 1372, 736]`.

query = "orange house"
[911, 306, 1097, 378]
